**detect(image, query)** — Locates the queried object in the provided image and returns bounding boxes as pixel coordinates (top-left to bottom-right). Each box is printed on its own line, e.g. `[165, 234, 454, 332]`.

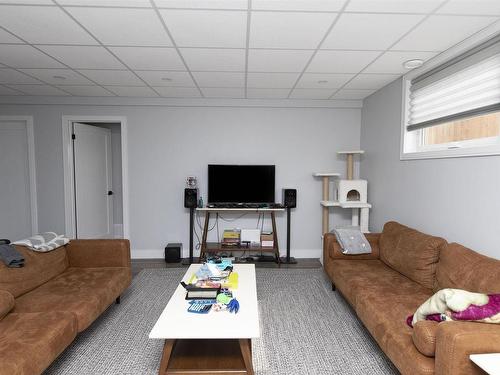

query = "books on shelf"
[222, 228, 241, 247]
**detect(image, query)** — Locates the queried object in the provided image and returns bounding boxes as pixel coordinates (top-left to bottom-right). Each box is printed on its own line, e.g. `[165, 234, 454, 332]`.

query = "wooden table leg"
[158, 339, 175, 375]
[200, 212, 210, 262]
[239, 338, 254, 375]
[271, 212, 280, 265]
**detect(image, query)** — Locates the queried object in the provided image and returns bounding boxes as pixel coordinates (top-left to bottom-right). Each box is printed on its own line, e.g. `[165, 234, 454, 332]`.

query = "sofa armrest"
[435, 321, 500, 375]
[66, 239, 131, 268]
[323, 232, 381, 261]
[0, 290, 14, 321]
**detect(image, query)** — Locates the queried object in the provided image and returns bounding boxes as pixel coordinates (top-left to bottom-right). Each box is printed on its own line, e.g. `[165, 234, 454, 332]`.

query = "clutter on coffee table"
[180, 257, 240, 314]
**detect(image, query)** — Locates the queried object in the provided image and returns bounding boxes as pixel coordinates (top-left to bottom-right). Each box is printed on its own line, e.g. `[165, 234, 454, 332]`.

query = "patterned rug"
[45, 268, 398, 375]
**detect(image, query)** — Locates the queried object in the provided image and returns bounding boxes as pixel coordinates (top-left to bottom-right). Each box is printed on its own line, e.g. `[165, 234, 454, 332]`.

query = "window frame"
[400, 26, 500, 160]
[401, 78, 500, 160]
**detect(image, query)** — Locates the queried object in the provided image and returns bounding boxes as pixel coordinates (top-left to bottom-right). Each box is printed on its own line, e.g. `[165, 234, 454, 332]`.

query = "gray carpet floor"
[45, 268, 398, 375]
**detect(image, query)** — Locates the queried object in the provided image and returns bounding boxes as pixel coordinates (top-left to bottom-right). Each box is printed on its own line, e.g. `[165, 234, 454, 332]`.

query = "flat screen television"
[208, 164, 275, 204]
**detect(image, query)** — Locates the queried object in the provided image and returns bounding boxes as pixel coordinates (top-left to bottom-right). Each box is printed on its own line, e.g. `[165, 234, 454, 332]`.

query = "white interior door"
[0, 120, 35, 240]
[73, 122, 113, 239]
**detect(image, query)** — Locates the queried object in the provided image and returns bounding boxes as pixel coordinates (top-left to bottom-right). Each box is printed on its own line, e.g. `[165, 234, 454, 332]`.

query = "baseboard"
[131, 248, 321, 260]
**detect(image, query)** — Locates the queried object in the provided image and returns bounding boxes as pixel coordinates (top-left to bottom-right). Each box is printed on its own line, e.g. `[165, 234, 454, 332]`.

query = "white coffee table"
[149, 264, 260, 375]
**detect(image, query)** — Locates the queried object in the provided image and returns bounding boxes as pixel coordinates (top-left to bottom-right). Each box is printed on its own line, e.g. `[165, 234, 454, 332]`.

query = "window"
[402, 35, 500, 159]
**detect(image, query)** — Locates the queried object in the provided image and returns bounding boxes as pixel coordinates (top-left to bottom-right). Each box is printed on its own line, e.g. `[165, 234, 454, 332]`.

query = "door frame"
[0, 116, 38, 235]
[62, 115, 129, 239]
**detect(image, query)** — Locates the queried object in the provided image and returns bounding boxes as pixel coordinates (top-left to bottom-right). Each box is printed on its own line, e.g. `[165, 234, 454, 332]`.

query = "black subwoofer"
[165, 243, 182, 263]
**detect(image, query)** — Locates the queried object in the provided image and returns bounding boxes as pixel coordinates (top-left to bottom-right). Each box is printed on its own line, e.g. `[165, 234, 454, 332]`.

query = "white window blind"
[407, 37, 500, 131]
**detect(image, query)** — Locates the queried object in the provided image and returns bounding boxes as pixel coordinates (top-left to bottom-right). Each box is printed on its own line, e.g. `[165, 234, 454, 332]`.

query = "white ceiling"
[0, 0, 499, 100]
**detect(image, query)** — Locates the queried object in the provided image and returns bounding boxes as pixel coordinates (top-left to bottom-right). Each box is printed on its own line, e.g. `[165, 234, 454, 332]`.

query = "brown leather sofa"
[324, 221, 500, 375]
[0, 239, 131, 375]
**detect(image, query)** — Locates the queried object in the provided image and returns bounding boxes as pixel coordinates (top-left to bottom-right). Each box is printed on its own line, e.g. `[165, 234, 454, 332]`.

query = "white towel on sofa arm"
[12, 232, 69, 252]
[331, 226, 371, 255]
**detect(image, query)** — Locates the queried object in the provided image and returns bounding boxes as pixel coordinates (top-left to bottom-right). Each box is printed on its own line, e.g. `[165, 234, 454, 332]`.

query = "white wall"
[360, 78, 500, 259]
[0, 103, 361, 258]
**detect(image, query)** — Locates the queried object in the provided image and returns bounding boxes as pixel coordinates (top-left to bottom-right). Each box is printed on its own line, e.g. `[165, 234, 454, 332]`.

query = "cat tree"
[313, 150, 371, 234]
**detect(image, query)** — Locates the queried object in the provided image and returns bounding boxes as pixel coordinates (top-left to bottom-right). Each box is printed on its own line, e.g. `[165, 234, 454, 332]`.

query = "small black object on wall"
[165, 243, 182, 263]
[281, 189, 297, 264]
[184, 188, 198, 208]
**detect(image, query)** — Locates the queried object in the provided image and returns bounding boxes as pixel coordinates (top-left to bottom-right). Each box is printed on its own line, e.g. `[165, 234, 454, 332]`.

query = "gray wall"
[360, 78, 500, 259]
[0, 104, 361, 258]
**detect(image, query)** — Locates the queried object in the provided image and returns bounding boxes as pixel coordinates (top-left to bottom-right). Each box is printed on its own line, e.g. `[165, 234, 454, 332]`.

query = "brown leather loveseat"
[324, 221, 500, 375]
[0, 239, 131, 375]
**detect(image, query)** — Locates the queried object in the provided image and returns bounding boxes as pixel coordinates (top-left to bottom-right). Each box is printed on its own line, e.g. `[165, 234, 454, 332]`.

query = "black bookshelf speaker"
[184, 188, 198, 208]
[165, 243, 182, 263]
[282, 188, 297, 208]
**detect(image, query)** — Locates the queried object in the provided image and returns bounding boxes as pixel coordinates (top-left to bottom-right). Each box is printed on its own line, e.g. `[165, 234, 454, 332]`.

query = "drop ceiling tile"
[155, 0, 248, 9]
[59, 0, 151, 6]
[0, 6, 96, 45]
[192, 72, 245, 87]
[0, 68, 42, 84]
[247, 88, 290, 98]
[153, 86, 201, 97]
[364, 51, 438, 74]
[296, 73, 354, 89]
[159, 10, 247, 48]
[180, 48, 245, 71]
[393, 15, 498, 52]
[42, 73, 90, 89]
[38, 45, 125, 69]
[7, 84, 70, 96]
[56, 85, 114, 96]
[289, 88, 334, 99]
[344, 74, 399, 89]
[19, 68, 93, 85]
[252, 0, 346, 11]
[201, 87, 245, 98]
[0, 85, 24, 95]
[109, 47, 185, 70]
[0, 0, 53, 3]
[437, 0, 500, 16]
[104, 86, 158, 97]
[250, 12, 336, 49]
[346, 0, 443, 13]
[247, 72, 299, 88]
[0, 45, 64, 68]
[248, 49, 313, 72]
[0, 28, 23, 43]
[332, 89, 375, 100]
[135, 71, 195, 86]
[77, 69, 144, 86]
[307, 50, 380, 73]
[322, 13, 424, 50]
[66, 7, 172, 46]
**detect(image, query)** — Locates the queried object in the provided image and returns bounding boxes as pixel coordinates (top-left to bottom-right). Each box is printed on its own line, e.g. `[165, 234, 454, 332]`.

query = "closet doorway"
[62, 116, 128, 239]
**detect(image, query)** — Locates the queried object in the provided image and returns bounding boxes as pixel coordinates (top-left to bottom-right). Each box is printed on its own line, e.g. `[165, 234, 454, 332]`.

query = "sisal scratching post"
[322, 176, 329, 235]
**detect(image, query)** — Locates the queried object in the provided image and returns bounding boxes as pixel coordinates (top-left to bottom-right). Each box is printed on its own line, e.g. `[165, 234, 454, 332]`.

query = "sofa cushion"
[330, 259, 432, 308]
[355, 291, 435, 375]
[434, 242, 500, 294]
[14, 267, 130, 332]
[379, 221, 446, 290]
[0, 245, 68, 298]
[0, 311, 77, 375]
[0, 290, 14, 321]
[412, 321, 438, 357]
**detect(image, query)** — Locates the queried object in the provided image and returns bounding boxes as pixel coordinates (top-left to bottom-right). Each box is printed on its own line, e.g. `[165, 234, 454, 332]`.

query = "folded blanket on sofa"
[12, 232, 69, 252]
[0, 244, 25, 267]
[407, 288, 500, 327]
[331, 226, 371, 255]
